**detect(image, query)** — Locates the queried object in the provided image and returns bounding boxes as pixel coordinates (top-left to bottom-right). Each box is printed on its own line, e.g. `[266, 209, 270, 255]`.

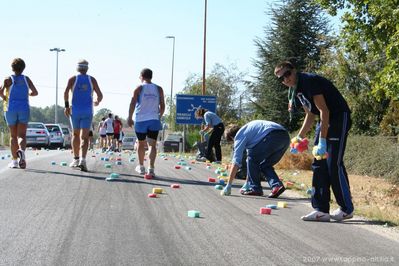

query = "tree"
[250, 0, 332, 131]
[315, 0, 399, 99]
[181, 63, 245, 124]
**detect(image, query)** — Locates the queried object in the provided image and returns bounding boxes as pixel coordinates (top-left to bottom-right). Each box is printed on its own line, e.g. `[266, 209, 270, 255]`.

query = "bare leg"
[17, 123, 28, 150]
[8, 125, 18, 158]
[72, 129, 80, 158]
[147, 138, 157, 169]
[137, 140, 146, 166]
[80, 128, 90, 158]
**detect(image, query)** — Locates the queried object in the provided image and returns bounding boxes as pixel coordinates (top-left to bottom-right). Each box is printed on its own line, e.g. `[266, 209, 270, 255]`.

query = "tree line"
[2, 0, 397, 139]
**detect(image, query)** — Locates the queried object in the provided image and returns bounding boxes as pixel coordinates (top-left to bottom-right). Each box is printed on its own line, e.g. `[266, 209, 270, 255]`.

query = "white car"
[121, 136, 136, 150]
[61, 126, 72, 148]
[45, 124, 65, 148]
[26, 122, 51, 148]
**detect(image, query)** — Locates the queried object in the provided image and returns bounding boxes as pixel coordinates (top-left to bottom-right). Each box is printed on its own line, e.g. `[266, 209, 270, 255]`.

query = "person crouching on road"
[195, 108, 224, 163]
[0, 58, 38, 169]
[221, 120, 289, 198]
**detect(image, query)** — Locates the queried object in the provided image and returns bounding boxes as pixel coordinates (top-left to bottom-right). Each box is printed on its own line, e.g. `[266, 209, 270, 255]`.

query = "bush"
[345, 135, 399, 183]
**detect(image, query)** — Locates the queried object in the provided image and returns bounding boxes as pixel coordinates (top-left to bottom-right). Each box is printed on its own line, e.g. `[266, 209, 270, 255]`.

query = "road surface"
[0, 149, 398, 266]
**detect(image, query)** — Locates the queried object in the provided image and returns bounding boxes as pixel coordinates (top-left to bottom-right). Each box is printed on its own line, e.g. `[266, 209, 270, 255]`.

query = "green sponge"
[188, 210, 200, 218]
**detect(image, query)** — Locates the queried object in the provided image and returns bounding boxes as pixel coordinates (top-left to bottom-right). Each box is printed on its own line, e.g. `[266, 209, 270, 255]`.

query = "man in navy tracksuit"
[275, 61, 354, 222]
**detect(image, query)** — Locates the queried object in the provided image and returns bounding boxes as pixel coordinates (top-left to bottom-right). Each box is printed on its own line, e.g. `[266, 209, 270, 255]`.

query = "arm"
[127, 86, 141, 127]
[0, 77, 12, 100]
[63, 77, 75, 117]
[91, 77, 103, 106]
[297, 107, 316, 138]
[158, 86, 165, 118]
[313, 94, 329, 139]
[26, 77, 38, 96]
[227, 163, 239, 186]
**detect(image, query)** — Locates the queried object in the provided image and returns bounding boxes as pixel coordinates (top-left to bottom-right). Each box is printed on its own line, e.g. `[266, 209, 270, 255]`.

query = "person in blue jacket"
[0, 58, 38, 169]
[275, 60, 354, 222]
[195, 108, 224, 163]
[221, 120, 289, 198]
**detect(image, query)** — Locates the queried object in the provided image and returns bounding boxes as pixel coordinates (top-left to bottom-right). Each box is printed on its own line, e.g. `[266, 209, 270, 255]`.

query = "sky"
[0, 0, 337, 120]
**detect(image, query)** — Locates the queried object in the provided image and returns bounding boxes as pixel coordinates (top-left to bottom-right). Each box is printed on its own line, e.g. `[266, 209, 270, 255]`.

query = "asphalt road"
[0, 149, 398, 266]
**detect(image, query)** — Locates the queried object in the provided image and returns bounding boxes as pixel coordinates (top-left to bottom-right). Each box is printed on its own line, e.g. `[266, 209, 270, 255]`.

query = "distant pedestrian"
[104, 113, 114, 151]
[98, 117, 107, 151]
[195, 108, 224, 163]
[127, 68, 165, 177]
[275, 60, 353, 222]
[221, 120, 289, 198]
[64, 59, 103, 172]
[113, 115, 123, 152]
[0, 58, 38, 169]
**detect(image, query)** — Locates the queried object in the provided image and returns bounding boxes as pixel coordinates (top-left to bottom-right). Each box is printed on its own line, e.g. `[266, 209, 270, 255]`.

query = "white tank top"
[133, 83, 160, 122]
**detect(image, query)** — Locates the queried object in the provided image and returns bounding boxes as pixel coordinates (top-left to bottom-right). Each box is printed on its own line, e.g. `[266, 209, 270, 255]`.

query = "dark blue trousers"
[247, 130, 290, 192]
[312, 112, 354, 213]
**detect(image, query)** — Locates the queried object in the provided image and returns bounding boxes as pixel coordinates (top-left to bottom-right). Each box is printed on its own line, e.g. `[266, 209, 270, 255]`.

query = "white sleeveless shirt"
[133, 82, 160, 122]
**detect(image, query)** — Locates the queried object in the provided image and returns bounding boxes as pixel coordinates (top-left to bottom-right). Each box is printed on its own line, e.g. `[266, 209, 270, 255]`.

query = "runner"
[127, 68, 165, 177]
[104, 113, 114, 151]
[98, 117, 107, 152]
[0, 58, 38, 169]
[64, 59, 103, 172]
[113, 115, 123, 152]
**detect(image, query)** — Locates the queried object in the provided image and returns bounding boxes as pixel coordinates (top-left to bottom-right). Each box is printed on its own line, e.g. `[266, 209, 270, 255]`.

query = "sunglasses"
[277, 70, 292, 82]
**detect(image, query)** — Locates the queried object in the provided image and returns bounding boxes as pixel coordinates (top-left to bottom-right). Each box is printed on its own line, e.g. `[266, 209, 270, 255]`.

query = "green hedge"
[345, 135, 399, 183]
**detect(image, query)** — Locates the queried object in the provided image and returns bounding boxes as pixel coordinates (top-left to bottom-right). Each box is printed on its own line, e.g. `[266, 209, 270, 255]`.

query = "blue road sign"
[175, 94, 217, 125]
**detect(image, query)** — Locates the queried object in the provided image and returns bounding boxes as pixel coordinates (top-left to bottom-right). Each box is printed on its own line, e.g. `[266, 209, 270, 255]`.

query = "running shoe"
[268, 185, 286, 198]
[69, 159, 79, 168]
[147, 168, 156, 177]
[241, 189, 264, 196]
[301, 210, 330, 222]
[78, 159, 88, 172]
[330, 208, 353, 221]
[135, 165, 146, 175]
[239, 182, 251, 193]
[8, 160, 18, 169]
[17, 149, 26, 169]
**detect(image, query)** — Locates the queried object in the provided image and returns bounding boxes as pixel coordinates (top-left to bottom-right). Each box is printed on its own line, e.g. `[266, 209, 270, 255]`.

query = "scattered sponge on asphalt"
[260, 207, 272, 215]
[188, 210, 200, 218]
[152, 188, 163, 194]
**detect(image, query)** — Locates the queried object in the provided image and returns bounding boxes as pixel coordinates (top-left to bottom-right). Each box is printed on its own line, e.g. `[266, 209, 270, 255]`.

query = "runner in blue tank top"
[127, 68, 165, 177]
[63, 60, 103, 172]
[0, 58, 38, 169]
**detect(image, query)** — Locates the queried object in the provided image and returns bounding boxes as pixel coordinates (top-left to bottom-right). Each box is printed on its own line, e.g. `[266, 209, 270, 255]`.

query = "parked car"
[134, 138, 149, 151]
[26, 122, 51, 148]
[163, 134, 182, 152]
[45, 124, 65, 148]
[61, 126, 72, 148]
[121, 136, 136, 150]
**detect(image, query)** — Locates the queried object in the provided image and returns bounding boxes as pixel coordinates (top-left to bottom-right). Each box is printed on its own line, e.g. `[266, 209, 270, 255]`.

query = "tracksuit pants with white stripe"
[312, 112, 354, 214]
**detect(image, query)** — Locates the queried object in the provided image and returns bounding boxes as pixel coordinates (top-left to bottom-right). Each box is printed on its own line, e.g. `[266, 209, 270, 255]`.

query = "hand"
[127, 118, 134, 127]
[64, 107, 71, 117]
[199, 130, 204, 135]
[220, 184, 231, 196]
[290, 136, 308, 153]
[312, 138, 327, 160]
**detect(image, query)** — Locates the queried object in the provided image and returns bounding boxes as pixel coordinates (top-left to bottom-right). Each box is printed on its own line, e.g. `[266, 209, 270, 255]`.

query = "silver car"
[26, 122, 50, 148]
[122, 136, 136, 150]
[45, 124, 65, 148]
[61, 127, 72, 148]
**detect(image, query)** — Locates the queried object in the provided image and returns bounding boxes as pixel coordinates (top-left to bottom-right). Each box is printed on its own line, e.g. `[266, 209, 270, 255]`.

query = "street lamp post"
[49, 48, 65, 124]
[202, 0, 207, 95]
[165, 36, 175, 114]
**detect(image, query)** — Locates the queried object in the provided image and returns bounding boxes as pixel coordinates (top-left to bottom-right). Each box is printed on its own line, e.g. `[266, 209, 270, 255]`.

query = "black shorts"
[100, 134, 106, 138]
[113, 133, 120, 140]
[106, 133, 114, 137]
[89, 130, 93, 137]
[136, 130, 159, 141]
